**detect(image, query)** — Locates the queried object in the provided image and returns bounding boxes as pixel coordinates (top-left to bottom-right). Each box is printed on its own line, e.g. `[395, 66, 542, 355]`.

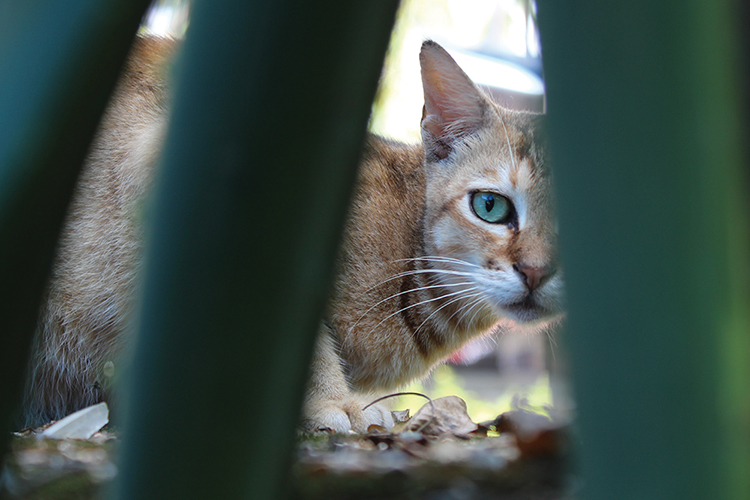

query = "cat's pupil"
[484, 195, 495, 212]
[471, 191, 511, 224]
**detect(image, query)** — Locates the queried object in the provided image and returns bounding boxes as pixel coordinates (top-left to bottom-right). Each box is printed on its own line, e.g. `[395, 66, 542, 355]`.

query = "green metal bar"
[0, 1, 151, 438]
[537, 1, 750, 498]
[114, 1, 399, 499]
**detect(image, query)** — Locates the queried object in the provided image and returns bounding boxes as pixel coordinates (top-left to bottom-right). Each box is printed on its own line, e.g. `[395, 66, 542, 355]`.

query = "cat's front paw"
[303, 397, 392, 433]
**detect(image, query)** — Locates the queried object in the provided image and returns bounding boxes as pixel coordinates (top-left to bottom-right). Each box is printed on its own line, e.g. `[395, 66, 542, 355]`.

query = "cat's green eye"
[470, 191, 512, 224]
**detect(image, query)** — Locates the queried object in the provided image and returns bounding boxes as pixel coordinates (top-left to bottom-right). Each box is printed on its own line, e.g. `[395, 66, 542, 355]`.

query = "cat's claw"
[303, 398, 392, 434]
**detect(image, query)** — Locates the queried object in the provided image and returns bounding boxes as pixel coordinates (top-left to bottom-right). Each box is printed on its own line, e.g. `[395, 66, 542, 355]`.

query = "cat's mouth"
[503, 295, 552, 323]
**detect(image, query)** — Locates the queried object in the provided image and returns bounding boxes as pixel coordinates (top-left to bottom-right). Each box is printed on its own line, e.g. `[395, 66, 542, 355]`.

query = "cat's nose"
[513, 264, 552, 291]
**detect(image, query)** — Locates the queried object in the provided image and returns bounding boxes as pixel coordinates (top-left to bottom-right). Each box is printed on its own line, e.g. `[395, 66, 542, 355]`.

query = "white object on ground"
[40, 403, 109, 440]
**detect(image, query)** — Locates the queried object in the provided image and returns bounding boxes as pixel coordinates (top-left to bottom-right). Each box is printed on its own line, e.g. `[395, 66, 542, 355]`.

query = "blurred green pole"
[537, 1, 750, 498]
[0, 1, 151, 438]
[114, 1, 399, 500]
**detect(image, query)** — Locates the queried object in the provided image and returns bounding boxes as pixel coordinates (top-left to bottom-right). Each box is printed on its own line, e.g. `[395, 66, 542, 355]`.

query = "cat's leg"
[21, 292, 117, 428]
[302, 324, 392, 433]
[23, 353, 104, 427]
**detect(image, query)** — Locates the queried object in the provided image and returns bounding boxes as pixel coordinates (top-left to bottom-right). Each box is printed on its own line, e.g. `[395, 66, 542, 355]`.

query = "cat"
[22, 36, 563, 432]
[303, 41, 562, 432]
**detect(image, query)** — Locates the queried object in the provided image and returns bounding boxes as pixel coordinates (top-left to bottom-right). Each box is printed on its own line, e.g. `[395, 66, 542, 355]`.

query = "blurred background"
[143, 0, 566, 423]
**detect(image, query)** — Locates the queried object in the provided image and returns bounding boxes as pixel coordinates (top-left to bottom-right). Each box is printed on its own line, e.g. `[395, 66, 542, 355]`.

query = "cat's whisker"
[414, 286, 481, 333]
[443, 294, 483, 335]
[544, 327, 558, 362]
[443, 291, 482, 325]
[364, 268, 474, 293]
[545, 326, 558, 347]
[413, 290, 483, 337]
[411, 291, 481, 341]
[388, 268, 475, 280]
[364, 286, 479, 339]
[455, 294, 484, 321]
[463, 293, 491, 330]
[393, 256, 481, 269]
[349, 281, 475, 332]
[501, 118, 519, 172]
[456, 294, 489, 329]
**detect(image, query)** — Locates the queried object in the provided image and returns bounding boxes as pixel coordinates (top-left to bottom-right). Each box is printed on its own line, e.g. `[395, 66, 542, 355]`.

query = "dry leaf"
[492, 409, 566, 459]
[391, 409, 410, 424]
[402, 396, 477, 437]
[367, 424, 389, 434]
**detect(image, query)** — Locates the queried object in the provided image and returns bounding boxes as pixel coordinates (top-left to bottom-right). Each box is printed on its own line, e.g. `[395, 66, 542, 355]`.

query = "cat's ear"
[420, 41, 488, 161]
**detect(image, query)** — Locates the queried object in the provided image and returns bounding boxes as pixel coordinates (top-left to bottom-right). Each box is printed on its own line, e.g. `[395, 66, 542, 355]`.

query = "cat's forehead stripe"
[515, 160, 535, 190]
[508, 164, 518, 189]
[483, 159, 531, 193]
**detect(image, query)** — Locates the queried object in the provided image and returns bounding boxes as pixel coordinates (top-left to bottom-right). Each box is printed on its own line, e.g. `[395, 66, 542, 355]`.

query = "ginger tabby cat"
[23, 37, 563, 432]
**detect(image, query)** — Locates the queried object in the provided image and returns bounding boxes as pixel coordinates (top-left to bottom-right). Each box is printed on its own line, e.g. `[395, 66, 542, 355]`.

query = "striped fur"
[303, 42, 562, 432]
[22, 36, 176, 427]
[22, 38, 563, 433]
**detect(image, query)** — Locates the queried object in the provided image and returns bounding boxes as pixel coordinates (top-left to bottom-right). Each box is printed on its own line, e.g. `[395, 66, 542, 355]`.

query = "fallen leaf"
[402, 396, 477, 437]
[492, 409, 567, 459]
[391, 409, 410, 424]
[367, 424, 389, 434]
